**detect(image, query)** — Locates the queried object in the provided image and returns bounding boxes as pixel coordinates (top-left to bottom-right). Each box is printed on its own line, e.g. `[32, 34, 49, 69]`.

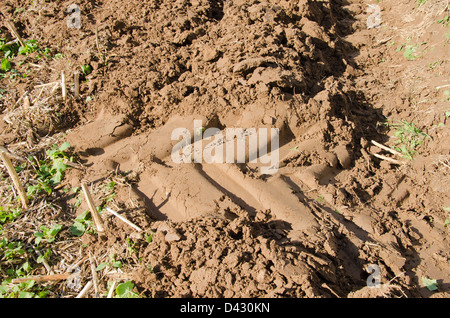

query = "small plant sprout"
[18, 40, 38, 55]
[96, 254, 123, 272]
[421, 276, 438, 291]
[1, 58, 11, 72]
[115, 281, 140, 298]
[34, 224, 63, 245]
[70, 210, 95, 237]
[0, 206, 21, 224]
[386, 121, 430, 160]
[81, 64, 92, 76]
[27, 142, 73, 198]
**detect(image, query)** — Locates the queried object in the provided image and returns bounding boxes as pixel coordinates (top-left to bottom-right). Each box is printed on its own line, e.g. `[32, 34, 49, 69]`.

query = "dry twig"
[371, 140, 403, 158]
[0, 151, 29, 208]
[61, 71, 67, 101]
[11, 272, 71, 284]
[105, 207, 143, 232]
[5, 21, 25, 47]
[76, 280, 93, 298]
[81, 182, 105, 232]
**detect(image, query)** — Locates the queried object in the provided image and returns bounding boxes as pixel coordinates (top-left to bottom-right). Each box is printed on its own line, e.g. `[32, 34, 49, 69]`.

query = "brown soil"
[0, 0, 449, 298]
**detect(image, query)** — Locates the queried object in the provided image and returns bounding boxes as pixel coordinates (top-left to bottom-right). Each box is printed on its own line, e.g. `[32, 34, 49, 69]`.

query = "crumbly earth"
[0, 0, 448, 298]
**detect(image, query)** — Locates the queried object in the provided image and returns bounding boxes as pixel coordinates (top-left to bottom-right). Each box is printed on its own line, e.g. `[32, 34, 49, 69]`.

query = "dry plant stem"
[76, 280, 93, 298]
[28, 63, 42, 68]
[5, 21, 25, 47]
[107, 280, 116, 298]
[371, 140, 403, 158]
[0, 146, 26, 162]
[3, 39, 18, 47]
[13, 91, 28, 108]
[105, 207, 143, 232]
[51, 82, 60, 94]
[61, 71, 67, 101]
[63, 159, 85, 170]
[0, 151, 29, 209]
[81, 182, 105, 232]
[89, 252, 100, 298]
[32, 87, 45, 104]
[11, 272, 71, 284]
[372, 153, 405, 165]
[23, 95, 30, 108]
[436, 84, 450, 90]
[67, 256, 88, 273]
[35, 82, 60, 88]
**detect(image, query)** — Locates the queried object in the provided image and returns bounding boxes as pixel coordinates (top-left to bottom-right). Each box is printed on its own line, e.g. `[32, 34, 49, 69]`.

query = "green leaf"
[48, 224, 62, 237]
[59, 142, 71, 152]
[422, 277, 438, 291]
[444, 219, 450, 227]
[0, 284, 8, 295]
[21, 261, 31, 273]
[23, 279, 35, 290]
[70, 221, 85, 237]
[37, 290, 48, 298]
[1, 58, 11, 71]
[52, 158, 67, 173]
[18, 291, 35, 298]
[50, 170, 63, 184]
[111, 260, 122, 268]
[46, 148, 58, 159]
[96, 263, 108, 271]
[76, 210, 91, 222]
[115, 281, 139, 298]
[81, 64, 92, 75]
[34, 232, 44, 245]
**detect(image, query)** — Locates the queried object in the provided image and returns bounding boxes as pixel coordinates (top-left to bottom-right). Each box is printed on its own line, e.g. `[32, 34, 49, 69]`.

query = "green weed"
[70, 210, 96, 237]
[0, 38, 61, 80]
[0, 206, 20, 224]
[145, 231, 153, 243]
[53, 53, 64, 60]
[27, 142, 73, 198]
[36, 248, 53, 264]
[102, 181, 116, 203]
[115, 281, 140, 298]
[34, 224, 63, 245]
[96, 254, 123, 271]
[428, 59, 443, 70]
[18, 40, 38, 56]
[126, 238, 138, 255]
[1, 58, 11, 71]
[422, 276, 438, 291]
[0, 238, 24, 260]
[386, 121, 430, 160]
[437, 15, 450, 26]
[0, 279, 48, 298]
[81, 64, 92, 76]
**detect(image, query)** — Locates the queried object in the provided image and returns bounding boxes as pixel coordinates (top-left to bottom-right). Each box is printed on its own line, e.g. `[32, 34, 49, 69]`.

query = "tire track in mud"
[67, 112, 338, 235]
